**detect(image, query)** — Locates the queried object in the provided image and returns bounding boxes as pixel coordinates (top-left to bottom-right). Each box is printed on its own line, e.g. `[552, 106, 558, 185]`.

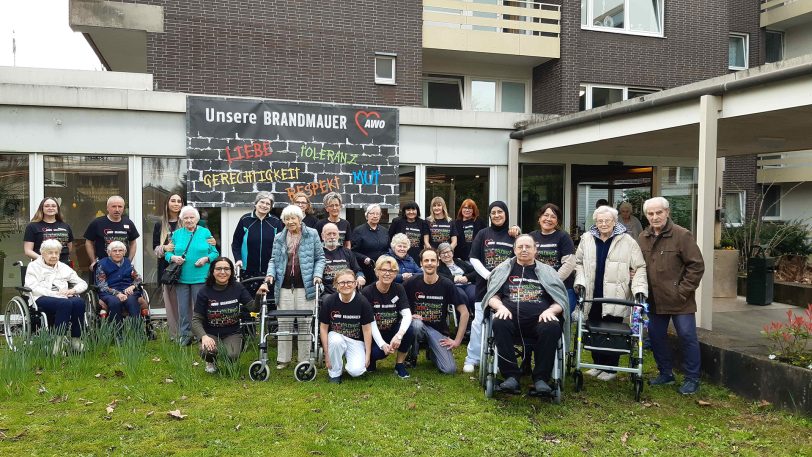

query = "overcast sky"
[0, 0, 103, 70]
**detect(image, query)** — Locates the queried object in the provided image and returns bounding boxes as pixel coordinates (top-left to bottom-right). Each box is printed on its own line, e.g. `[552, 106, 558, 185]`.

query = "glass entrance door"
[425, 166, 490, 220]
[571, 165, 652, 237]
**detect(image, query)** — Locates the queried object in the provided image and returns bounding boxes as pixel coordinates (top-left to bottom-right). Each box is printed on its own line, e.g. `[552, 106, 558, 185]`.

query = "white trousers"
[464, 302, 483, 365]
[327, 331, 367, 379]
[277, 288, 315, 363]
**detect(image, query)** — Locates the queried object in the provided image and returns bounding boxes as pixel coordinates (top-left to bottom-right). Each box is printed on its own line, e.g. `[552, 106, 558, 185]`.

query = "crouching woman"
[319, 269, 374, 384]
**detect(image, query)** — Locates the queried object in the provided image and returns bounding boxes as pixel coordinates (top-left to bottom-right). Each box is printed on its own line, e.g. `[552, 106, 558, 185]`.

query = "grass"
[0, 327, 810, 456]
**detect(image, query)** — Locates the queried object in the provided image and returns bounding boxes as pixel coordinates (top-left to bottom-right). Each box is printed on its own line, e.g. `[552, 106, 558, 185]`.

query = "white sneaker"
[205, 362, 217, 374]
[71, 337, 85, 352]
[463, 363, 475, 373]
[597, 371, 617, 381]
[585, 368, 602, 377]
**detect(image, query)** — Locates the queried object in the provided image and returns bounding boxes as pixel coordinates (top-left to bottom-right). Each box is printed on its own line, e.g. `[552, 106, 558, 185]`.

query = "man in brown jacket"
[638, 197, 705, 395]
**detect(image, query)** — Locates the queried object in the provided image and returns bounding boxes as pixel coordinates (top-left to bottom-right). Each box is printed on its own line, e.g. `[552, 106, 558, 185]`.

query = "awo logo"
[354, 110, 386, 137]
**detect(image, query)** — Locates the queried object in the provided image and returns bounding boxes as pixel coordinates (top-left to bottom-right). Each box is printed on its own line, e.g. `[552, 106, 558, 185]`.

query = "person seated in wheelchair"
[483, 234, 569, 395]
[24, 239, 88, 351]
[193, 257, 258, 374]
[95, 241, 144, 325]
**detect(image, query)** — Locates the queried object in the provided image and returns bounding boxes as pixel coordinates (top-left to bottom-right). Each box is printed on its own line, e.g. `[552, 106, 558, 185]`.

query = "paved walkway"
[709, 296, 801, 356]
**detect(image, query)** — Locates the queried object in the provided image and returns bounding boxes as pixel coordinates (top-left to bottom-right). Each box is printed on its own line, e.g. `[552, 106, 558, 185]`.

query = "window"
[518, 164, 564, 234]
[579, 84, 659, 110]
[471, 80, 497, 111]
[729, 33, 749, 70]
[765, 30, 784, 64]
[424, 77, 463, 109]
[426, 166, 490, 222]
[581, 0, 664, 36]
[724, 191, 745, 226]
[501, 81, 526, 113]
[0, 155, 29, 298]
[374, 53, 396, 85]
[423, 76, 528, 113]
[762, 185, 781, 219]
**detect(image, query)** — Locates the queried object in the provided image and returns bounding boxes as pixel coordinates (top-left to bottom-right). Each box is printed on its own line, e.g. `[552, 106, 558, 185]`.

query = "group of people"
[21, 191, 705, 395]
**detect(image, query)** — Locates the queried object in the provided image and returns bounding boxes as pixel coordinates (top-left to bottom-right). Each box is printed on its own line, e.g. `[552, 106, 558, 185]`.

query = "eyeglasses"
[294, 201, 308, 206]
[214, 267, 232, 272]
[326, 203, 341, 209]
[377, 269, 397, 275]
[595, 219, 614, 225]
[336, 280, 356, 287]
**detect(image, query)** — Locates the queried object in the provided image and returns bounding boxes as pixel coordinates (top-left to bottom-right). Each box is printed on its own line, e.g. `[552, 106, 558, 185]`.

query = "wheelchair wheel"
[634, 379, 644, 402]
[248, 361, 270, 381]
[83, 288, 99, 329]
[4, 296, 31, 351]
[573, 370, 584, 392]
[294, 361, 317, 382]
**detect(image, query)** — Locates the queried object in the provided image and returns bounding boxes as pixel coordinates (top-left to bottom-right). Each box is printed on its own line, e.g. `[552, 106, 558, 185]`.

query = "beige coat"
[574, 231, 648, 319]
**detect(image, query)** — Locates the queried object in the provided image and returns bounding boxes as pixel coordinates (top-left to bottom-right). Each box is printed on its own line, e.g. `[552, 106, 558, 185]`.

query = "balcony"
[423, 0, 560, 65]
[760, 0, 812, 29]
[756, 150, 812, 183]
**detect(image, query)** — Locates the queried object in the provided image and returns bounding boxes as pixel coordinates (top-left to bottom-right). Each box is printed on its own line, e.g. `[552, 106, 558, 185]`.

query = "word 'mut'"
[300, 144, 358, 165]
[352, 169, 380, 185]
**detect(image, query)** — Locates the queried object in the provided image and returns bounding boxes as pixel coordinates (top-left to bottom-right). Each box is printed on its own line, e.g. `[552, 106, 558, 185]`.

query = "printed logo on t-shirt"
[507, 275, 544, 304]
[483, 239, 514, 269]
[404, 226, 423, 248]
[463, 224, 474, 243]
[412, 291, 444, 324]
[206, 298, 240, 327]
[329, 310, 363, 339]
[430, 222, 451, 244]
[102, 228, 130, 248]
[534, 242, 560, 268]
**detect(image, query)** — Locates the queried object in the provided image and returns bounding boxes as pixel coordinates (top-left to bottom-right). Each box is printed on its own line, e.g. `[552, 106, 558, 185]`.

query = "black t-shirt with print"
[319, 292, 374, 341]
[404, 275, 456, 336]
[529, 229, 575, 288]
[453, 218, 486, 261]
[470, 227, 515, 299]
[322, 247, 361, 295]
[428, 219, 458, 248]
[24, 221, 74, 264]
[315, 218, 353, 246]
[194, 283, 253, 338]
[400, 218, 430, 260]
[83, 216, 140, 260]
[361, 283, 409, 334]
[498, 262, 552, 320]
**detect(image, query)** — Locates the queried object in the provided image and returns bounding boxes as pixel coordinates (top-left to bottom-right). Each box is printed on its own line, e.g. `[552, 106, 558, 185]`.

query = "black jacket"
[438, 258, 477, 284]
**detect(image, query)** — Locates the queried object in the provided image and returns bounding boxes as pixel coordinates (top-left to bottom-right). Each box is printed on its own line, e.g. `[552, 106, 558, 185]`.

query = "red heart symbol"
[355, 110, 380, 137]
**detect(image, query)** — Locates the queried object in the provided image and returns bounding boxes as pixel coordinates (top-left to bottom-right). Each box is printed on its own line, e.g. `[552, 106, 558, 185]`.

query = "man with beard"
[321, 223, 365, 296]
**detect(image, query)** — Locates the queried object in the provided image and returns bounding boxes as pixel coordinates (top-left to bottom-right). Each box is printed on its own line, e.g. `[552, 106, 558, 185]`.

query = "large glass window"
[425, 167, 490, 222]
[518, 164, 564, 234]
[424, 77, 463, 109]
[582, 0, 663, 35]
[729, 33, 749, 70]
[572, 165, 652, 234]
[724, 191, 745, 226]
[0, 154, 29, 303]
[501, 81, 526, 113]
[765, 30, 784, 64]
[580, 84, 659, 111]
[471, 80, 497, 111]
[659, 165, 697, 233]
[762, 185, 781, 219]
[44, 155, 129, 276]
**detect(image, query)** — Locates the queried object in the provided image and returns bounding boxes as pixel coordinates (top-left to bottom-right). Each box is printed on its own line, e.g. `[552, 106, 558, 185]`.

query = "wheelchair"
[3, 261, 94, 351]
[568, 297, 647, 401]
[86, 264, 155, 339]
[478, 307, 568, 403]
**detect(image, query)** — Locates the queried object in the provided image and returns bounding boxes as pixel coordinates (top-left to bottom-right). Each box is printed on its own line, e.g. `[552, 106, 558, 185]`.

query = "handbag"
[161, 228, 196, 285]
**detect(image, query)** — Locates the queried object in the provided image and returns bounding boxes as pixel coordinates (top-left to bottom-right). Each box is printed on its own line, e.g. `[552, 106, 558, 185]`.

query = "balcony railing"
[423, 0, 561, 62]
[756, 150, 812, 183]
[760, 0, 812, 28]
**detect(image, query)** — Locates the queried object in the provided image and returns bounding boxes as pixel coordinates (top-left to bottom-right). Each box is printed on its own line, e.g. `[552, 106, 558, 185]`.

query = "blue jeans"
[100, 292, 141, 324]
[567, 288, 577, 314]
[648, 311, 701, 380]
[411, 320, 457, 374]
[35, 296, 85, 337]
[175, 283, 204, 342]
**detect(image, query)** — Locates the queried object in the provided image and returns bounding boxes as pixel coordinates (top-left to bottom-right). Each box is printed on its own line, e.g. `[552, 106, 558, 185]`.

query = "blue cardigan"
[165, 226, 219, 284]
[267, 226, 326, 303]
[388, 248, 422, 284]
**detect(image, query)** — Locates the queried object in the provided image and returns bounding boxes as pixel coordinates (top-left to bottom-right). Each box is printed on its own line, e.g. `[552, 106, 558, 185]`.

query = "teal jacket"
[165, 226, 219, 284]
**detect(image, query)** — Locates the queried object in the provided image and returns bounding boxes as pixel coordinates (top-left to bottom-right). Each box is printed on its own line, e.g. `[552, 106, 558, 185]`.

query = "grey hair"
[365, 203, 382, 217]
[281, 204, 304, 221]
[390, 233, 410, 249]
[323, 192, 342, 206]
[437, 242, 453, 254]
[106, 240, 127, 254]
[643, 196, 670, 213]
[40, 239, 62, 254]
[254, 191, 274, 205]
[593, 205, 618, 221]
[618, 201, 633, 211]
[321, 222, 338, 234]
[179, 205, 200, 221]
[107, 195, 125, 206]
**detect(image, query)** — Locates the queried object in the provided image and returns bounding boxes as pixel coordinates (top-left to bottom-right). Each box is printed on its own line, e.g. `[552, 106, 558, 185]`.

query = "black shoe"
[679, 378, 700, 395]
[328, 375, 342, 384]
[648, 373, 676, 386]
[497, 377, 521, 394]
[367, 360, 377, 372]
[532, 379, 552, 394]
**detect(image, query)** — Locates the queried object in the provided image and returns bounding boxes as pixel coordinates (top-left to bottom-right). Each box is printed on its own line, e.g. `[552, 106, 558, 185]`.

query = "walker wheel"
[248, 361, 270, 381]
[634, 379, 644, 402]
[294, 361, 317, 382]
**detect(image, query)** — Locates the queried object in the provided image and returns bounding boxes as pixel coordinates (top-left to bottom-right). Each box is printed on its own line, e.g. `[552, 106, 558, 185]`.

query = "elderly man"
[84, 195, 140, 266]
[321, 222, 366, 295]
[638, 197, 705, 395]
[484, 234, 569, 394]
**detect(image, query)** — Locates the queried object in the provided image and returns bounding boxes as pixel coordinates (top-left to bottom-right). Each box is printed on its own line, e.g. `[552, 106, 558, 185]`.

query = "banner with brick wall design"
[186, 96, 399, 208]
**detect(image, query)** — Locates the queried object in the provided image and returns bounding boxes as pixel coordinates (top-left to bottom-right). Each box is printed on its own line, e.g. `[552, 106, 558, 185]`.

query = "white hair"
[106, 240, 127, 254]
[40, 239, 62, 254]
[643, 197, 670, 213]
[179, 205, 200, 222]
[365, 203, 382, 217]
[107, 195, 125, 206]
[390, 233, 410, 249]
[618, 201, 633, 211]
[593, 205, 618, 221]
[281, 204, 304, 221]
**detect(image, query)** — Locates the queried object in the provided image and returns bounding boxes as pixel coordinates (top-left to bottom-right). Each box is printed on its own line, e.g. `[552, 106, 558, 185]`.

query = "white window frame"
[423, 74, 531, 113]
[579, 83, 659, 110]
[374, 53, 396, 85]
[762, 185, 782, 221]
[729, 33, 749, 71]
[423, 76, 464, 109]
[581, 0, 665, 37]
[723, 190, 745, 227]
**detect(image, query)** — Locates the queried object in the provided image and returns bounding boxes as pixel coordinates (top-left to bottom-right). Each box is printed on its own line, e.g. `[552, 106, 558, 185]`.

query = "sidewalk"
[710, 296, 800, 356]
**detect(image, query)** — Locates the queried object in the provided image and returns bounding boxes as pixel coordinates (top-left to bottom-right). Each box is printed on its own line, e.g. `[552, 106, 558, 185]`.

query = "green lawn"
[1, 324, 809, 457]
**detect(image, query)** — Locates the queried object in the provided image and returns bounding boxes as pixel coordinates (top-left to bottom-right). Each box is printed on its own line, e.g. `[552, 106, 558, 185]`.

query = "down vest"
[574, 230, 648, 319]
[266, 226, 326, 304]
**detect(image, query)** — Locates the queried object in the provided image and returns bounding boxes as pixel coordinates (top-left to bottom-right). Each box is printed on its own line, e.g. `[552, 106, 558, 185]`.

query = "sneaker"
[597, 371, 618, 381]
[585, 368, 602, 377]
[205, 362, 217, 374]
[533, 379, 552, 394]
[394, 363, 410, 379]
[648, 373, 676, 386]
[463, 363, 475, 373]
[276, 362, 289, 370]
[679, 378, 700, 395]
[328, 375, 342, 384]
[498, 377, 521, 393]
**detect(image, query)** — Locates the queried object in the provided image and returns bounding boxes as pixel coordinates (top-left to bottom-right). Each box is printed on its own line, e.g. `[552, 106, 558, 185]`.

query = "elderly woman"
[96, 240, 144, 324]
[436, 242, 476, 311]
[388, 201, 430, 261]
[231, 192, 284, 280]
[193, 257, 258, 374]
[387, 233, 422, 284]
[427, 196, 458, 250]
[350, 203, 390, 282]
[574, 205, 648, 381]
[25, 239, 87, 351]
[315, 192, 352, 248]
[260, 204, 325, 369]
[292, 191, 319, 229]
[529, 203, 577, 312]
[165, 205, 220, 346]
[618, 201, 644, 240]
